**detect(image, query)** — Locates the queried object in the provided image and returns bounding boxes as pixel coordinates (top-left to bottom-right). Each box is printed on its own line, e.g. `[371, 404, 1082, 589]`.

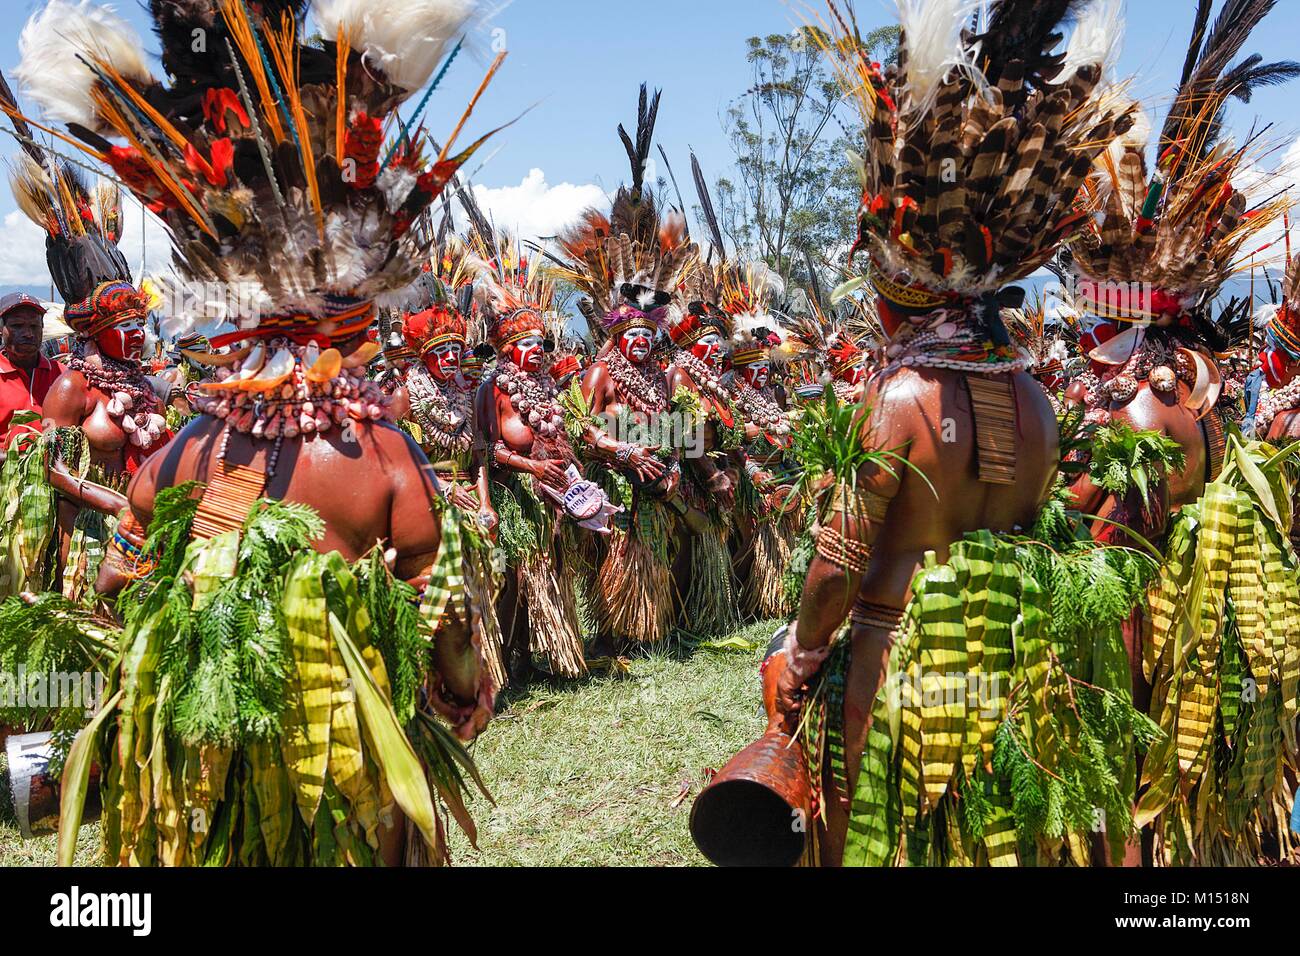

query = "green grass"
[0, 620, 778, 867]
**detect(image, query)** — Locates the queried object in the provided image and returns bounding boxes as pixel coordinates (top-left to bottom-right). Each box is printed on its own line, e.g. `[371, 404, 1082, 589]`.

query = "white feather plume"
[1061, 0, 1125, 81]
[15, 0, 152, 134]
[895, 0, 985, 114]
[312, 0, 478, 93]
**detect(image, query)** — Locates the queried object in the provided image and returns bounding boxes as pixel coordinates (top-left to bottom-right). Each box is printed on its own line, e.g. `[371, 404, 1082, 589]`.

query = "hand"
[753, 470, 774, 490]
[769, 624, 829, 735]
[660, 463, 681, 499]
[449, 485, 479, 512]
[768, 651, 807, 736]
[625, 445, 666, 483]
[477, 507, 499, 540]
[531, 458, 570, 487]
[708, 471, 735, 511]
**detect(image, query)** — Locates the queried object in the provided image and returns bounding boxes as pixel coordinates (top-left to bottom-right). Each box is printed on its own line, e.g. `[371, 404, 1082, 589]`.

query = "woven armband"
[815, 524, 873, 574]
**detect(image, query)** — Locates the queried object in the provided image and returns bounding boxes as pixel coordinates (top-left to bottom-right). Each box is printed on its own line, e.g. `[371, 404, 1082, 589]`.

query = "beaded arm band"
[816, 525, 873, 574]
[850, 598, 906, 632]
[109, 511, 158, 580]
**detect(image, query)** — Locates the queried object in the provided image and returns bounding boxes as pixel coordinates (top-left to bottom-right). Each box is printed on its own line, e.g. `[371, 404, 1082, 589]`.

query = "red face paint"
[96, 322, 145, 362]
[618, 327, 654, 364]
[690, 332, 724, 368]
[510, 335, 545, 373]
[740, 362, 771, 390]
[425, 341, 463, 382]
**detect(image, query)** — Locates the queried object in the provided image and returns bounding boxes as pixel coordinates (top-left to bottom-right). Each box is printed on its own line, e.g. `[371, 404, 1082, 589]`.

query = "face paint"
[740, 362, 771, 390]
[509, 334, 545, 373]
[690, 331, 725, 368]
[96, 321, 145, 362]
[617, 326, 654, 364]
[425, 341, 463, 381]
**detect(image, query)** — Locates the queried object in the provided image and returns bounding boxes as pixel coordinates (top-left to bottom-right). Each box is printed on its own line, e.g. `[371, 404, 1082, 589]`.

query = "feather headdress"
[10, 0, 502, 346]
[399, 232, 481, 354]
[820, 0, 1135, 339]
[1260, 250, 1300, 386]
[7, 151, 145, 336]
[467, 229, 559, 352]
[555, 85, 692, 343]
[785, 303, 865, 380]
[1071, 0, 1297, 339]
[718, 261, 786, 366]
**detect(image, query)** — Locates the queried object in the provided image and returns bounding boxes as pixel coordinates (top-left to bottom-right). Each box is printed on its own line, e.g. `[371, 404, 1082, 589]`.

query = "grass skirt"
[490, 476, 585, 677]
[593, 498, 676, 645]
[56, 490, 489, 867]
[801, 511, 1158, 866]
[1138, 443, 1300, 865]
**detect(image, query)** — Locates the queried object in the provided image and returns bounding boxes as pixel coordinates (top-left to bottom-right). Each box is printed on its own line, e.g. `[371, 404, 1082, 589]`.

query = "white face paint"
[510, 334, 545, 372]
[691, 331, 725, 367]
[742, 362, 771, 390]
[427, 341, 463, 380]
[618, 326, 655, 364]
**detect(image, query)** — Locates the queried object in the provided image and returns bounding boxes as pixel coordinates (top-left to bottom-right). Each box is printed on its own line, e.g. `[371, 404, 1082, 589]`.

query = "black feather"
[617, 84, 661, 201]
[456, 179, 497, 251]
[1178, 0, 1215, 90]
[691, 150, 726, 259]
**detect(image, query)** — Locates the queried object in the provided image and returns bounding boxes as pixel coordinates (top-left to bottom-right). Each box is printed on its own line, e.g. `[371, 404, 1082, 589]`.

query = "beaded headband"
[63, 280, 149, 338]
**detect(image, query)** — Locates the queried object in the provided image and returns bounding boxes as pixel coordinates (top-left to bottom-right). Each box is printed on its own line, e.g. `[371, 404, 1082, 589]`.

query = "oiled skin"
[1071, 381, 1209, 531]
[473, 367, 571, 678]
[779, 366, 1058, 865]
[94, 356, 485, 865]
[42, 356, 166, 582]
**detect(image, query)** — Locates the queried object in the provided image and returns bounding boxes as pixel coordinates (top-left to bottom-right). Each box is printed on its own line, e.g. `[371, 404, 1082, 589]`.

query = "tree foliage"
[712, 25, 898, 289]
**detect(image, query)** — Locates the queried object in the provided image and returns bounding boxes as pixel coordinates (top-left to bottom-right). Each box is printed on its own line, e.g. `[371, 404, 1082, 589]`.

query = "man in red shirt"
[0, 293, 65, 451]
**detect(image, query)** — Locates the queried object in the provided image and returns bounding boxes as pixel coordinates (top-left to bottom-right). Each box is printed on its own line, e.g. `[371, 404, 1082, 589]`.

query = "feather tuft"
[895, 0, 985, 114]
[1061, 0, 1125, 80]
[15, 0, 152, 134]
[311, 0, 478, 92]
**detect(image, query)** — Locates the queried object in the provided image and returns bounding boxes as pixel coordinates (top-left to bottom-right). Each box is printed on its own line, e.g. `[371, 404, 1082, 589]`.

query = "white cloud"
[0, 195, 173, 290]
[466, 168, 606, 243]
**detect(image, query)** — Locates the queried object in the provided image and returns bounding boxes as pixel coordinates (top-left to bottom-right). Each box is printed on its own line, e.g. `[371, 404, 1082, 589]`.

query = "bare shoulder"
[42, 369, 91, 425]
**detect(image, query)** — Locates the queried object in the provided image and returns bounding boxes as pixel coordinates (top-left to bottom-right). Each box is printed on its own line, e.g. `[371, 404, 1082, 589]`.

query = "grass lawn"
[0, 620, 777, 867]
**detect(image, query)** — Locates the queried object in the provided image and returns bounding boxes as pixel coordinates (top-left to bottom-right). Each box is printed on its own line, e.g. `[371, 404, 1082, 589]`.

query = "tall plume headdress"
[818, 0, 1136, 365]
[1071, 0, 1297, 358]
[457, 183, 561, 356]
[10, 0, 504, 351]
[400, 233, 481, 357]
[555, 84, 693, 345]
[720, 261, 787, 367]
[8, 150, 148, 337]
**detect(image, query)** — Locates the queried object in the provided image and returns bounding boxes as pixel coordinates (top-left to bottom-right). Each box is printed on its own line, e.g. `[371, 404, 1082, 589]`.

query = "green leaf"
[327, 611, 441, 852]
[57, 689, 124, 866]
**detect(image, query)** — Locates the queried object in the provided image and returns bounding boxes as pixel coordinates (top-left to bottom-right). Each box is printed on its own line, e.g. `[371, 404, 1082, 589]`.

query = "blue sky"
[2, 0, 1299, 295]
